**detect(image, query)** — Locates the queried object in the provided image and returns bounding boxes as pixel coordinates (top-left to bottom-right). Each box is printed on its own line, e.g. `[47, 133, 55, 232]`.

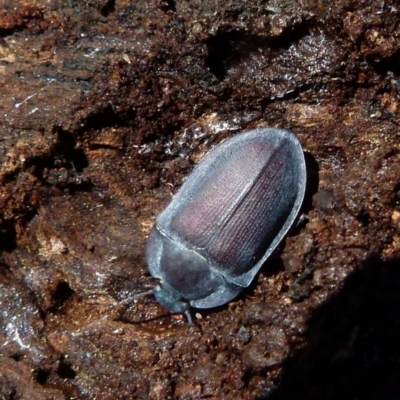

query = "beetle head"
[153, 283, 193, 323]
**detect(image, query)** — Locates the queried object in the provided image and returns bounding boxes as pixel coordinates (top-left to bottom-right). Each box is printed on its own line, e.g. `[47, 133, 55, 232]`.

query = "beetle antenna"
[118, 289, 154, 306]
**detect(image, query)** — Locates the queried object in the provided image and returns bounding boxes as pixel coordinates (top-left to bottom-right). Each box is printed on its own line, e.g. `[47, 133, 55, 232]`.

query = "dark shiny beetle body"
[146, 128, 306, 318]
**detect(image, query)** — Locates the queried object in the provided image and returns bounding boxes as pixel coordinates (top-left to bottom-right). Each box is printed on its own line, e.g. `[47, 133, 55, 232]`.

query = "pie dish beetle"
[146, 128, 306, 322]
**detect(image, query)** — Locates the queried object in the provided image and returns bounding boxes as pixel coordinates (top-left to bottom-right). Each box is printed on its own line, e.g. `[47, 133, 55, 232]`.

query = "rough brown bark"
[1, 0, 400, 399]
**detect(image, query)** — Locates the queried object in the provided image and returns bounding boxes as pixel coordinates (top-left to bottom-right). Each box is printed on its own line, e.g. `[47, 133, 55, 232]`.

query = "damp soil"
[1, 1, 400, 399]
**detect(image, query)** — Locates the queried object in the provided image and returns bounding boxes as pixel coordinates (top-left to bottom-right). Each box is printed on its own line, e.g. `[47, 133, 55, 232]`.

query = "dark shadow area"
[288, 150, 319, 240]
[18, 127, 94, 193]
[10, 353, 22, 362]
[35, 369, 51, 386]
[205, 22, 310, 80]
[0, 130, 91, 199]
[266, 255, 400, 400]
[302, 152, 319, 214]
[160, 0, 176, 13]
[32, 156, 93, 192]
[49, 281, 75, 312]
[392, 182, 400, 208]
[0, 221, 17, 253]
[368, 50, 400, 76]
[356, 209, 370, 228]
[99, 0, 115, 18]
[57, 358, 77, 380]
[54, 128, 89, 172]
[80, 104, 135, 131]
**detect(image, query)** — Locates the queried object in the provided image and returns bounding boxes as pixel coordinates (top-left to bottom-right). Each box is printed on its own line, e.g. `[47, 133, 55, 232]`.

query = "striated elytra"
[146, 128, 306, 322]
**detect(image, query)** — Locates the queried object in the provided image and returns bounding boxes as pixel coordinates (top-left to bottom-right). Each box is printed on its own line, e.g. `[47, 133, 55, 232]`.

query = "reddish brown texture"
[1, 0, 400, 399]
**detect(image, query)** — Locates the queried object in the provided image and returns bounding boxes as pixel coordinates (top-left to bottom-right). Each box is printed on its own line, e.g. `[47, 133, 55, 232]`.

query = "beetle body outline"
[146, 128, 306, 317]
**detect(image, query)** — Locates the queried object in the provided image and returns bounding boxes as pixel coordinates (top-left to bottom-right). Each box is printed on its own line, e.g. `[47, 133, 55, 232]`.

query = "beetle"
[146, 128, 306, 322]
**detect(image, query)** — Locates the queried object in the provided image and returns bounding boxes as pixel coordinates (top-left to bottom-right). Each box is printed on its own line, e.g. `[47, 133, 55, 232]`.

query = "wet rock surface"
[1, 0, 400, 399]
